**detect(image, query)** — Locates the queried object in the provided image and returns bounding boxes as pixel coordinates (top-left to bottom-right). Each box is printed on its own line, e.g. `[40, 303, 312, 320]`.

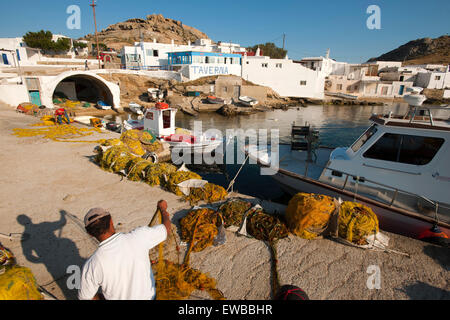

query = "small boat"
[96, 100, 112, 110]
[129, 102, 144, 115]
[74, 116, 96, 126]
[123, 115, 144, 131]
[105, 122, 122, 133]
[403, 87, 427, 107]
[238, 96, 258, 106]
[206, 96, 225, 104]
[143, 103, 222, 155]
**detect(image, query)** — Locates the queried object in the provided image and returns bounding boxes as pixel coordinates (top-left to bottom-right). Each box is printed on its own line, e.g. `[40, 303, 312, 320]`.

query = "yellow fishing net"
[338, 201, 379, 245]
[285, 193, 336, 240]
[126, 157, 153, 181]
[185, 183, 228, 205]
[99, 145, 136, 173]
[12, 124, 102, 142]
[144, 163, 177, 186]
[167, 171, 203, 196]
[0, 266, 42, 300]
[180, 208, 221, 255]
[151, 210, 225, 300]
[118, 130, 162, 156]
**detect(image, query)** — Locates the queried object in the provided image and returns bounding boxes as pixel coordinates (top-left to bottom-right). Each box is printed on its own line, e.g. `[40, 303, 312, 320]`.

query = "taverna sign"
[191, 65, 229, 75]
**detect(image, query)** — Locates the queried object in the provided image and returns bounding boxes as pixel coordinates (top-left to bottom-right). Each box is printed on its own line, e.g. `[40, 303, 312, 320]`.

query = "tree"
[247, 42, 287, 59]
[73, 41, 87, 49]
[92, 43, 108, 52]
[23, 30, 71, 53]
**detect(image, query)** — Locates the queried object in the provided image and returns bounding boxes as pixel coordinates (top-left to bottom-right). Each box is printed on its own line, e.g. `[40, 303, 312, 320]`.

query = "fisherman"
[54, 107, 71, 125]
[78, 200, 171, 300]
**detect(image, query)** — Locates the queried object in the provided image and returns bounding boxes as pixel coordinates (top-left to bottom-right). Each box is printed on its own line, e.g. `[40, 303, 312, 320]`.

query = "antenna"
[90, 0, 101, 69]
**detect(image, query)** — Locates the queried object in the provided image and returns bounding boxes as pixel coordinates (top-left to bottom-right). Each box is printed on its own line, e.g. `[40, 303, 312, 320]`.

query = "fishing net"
[99, 138, 123, 147]
[167, 171, 203, 196]
[0, 266, 42, 300]
[118, 130, 163, 156]
[184, 183, 228, 205]
[0, 246, 15, 267]
[285, 193, 336, 240]
[12, 124, 102, 142]
[338, 201, 379, 245]
[99, 145, 136, 173]
[246, 209, 289, 243]
[126, 157, 153, 181]
[144, 163, 177, 186]
[180, 208, 222, 255]
[218, 199, 253, 228]
[153, 260, 225, 300]
[151, 210, 225, 300]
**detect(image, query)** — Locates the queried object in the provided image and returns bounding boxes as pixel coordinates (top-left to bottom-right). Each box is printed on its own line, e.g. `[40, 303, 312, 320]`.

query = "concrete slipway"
[0, 103, 448, 300]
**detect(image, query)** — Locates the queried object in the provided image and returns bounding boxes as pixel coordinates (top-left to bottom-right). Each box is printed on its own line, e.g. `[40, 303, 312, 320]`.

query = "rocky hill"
[368, 35, 450, 65]
[83, 14, 209, 51]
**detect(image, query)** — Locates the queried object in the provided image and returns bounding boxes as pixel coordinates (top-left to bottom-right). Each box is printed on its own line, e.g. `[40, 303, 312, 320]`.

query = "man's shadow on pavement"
[17, 210, 86, 300]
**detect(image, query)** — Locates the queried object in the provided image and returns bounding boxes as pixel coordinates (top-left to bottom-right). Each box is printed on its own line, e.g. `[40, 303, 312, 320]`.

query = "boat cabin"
[143, 103, 177, 137]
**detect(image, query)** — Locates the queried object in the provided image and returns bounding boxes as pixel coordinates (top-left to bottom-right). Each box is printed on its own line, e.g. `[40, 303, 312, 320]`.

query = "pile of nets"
[0, 246, 42, 300]
[144, 163, 177, 186]
[16, 103, 40, 115]
[118, 130, 162, 156]
[126, 157, 153, 182]
[180, 208, 222, 256]
[12, 124, 102, 142]
[246, 209, 289, 242]
[185, 183, 228, 205]
[167, 171, 203, 196]
[338, 201, 379, 245]
[151, 210, 225, 300]
[98, 145, 135, 173]
[218, 199, 253, 228]
[285, 193, 336, 240]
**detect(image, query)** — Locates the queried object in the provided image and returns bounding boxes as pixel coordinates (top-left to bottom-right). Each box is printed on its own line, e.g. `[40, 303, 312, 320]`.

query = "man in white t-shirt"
[78, 200, 171, 300]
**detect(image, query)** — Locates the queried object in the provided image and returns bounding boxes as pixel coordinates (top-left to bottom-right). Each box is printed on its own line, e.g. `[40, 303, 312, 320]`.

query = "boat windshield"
[351, 124, 378, 153]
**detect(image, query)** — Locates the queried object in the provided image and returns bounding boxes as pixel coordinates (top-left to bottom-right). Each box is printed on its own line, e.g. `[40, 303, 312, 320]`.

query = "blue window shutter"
[16, 49, 21, 61]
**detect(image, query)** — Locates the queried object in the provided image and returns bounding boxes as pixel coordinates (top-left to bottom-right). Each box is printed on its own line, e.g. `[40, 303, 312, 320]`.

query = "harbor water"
[175, 103, 413, 202]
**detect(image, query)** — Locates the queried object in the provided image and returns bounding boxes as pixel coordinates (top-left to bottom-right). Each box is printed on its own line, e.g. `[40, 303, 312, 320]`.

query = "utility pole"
[282, 34, 286, 51]
[90, 0, 101, 69]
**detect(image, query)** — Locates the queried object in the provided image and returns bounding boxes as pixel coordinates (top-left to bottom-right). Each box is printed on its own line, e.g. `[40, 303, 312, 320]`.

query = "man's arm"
[157, 200, 171, 236]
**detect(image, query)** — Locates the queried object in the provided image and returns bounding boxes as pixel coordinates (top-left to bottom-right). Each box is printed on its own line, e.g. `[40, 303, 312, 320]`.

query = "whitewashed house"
[0, 37, 41, 67]
[241, 55, 325, 99]
[415, 71, 450, 89]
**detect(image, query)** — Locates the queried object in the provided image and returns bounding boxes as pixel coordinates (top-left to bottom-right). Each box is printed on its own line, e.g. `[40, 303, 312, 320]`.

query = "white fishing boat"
[246, 96, 450, 241]
[238, 96, 259, 106]
[129, 102, 144, 115]
[143, 102, 222, 155]
[403, 87, 427, 107]
[96, 100, 112, 110]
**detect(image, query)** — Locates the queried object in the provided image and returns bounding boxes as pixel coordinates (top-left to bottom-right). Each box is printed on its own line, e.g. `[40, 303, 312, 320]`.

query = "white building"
[242, 56, 325, 99]
[167, 51, 242, 80]
[415, 71, 450, 89]
[0, 37, 41, 67]
[120, 38, 246, 70]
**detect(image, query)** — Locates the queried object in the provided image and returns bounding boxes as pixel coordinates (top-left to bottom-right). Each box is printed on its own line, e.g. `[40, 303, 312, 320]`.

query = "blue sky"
[1, 0, 449, 63]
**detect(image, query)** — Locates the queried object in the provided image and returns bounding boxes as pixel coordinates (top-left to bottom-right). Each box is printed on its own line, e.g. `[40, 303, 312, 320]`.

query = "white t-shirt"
[78, 225, 167, 300]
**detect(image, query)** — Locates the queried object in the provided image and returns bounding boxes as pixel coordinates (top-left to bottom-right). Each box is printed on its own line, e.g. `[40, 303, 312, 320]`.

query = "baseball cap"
[84, 208, 111, 228]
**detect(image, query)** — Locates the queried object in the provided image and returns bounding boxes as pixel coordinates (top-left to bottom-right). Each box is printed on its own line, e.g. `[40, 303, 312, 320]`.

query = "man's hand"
[157, 200, 168, 212]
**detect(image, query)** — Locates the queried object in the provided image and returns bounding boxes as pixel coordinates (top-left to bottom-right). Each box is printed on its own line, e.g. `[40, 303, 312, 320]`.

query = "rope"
[226, 154, 249, 193]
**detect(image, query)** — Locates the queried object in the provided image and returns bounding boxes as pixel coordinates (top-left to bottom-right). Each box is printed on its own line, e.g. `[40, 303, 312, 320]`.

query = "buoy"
[418, 225, 449, 247]
[274, 285, 309, 300]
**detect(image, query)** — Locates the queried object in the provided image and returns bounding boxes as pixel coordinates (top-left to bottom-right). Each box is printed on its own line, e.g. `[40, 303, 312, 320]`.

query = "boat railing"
[300, 156, 450, 223]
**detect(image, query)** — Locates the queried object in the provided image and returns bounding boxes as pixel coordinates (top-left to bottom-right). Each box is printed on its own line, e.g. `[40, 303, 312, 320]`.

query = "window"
[351, 125, 377, 152]
[300, 81, 307, 86]
[435, 76, 441, 81]
[146, 49, 153, 57]
[162, 110, 171, 129]
[337, 84, 343, 90]
[276, 63, 282, 68]
[153, 50, 159, 57]
[126, 54, 140, 63]
[262, 63, 268, 68]
[363, 133, 444, 165]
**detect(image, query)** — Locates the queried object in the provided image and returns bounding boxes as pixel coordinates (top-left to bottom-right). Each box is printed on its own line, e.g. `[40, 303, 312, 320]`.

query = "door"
[399, 85, 405, 95]
[29, 91, 42, 106]
[233, 85, 241, 99]
[2, 53, 9, 65]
